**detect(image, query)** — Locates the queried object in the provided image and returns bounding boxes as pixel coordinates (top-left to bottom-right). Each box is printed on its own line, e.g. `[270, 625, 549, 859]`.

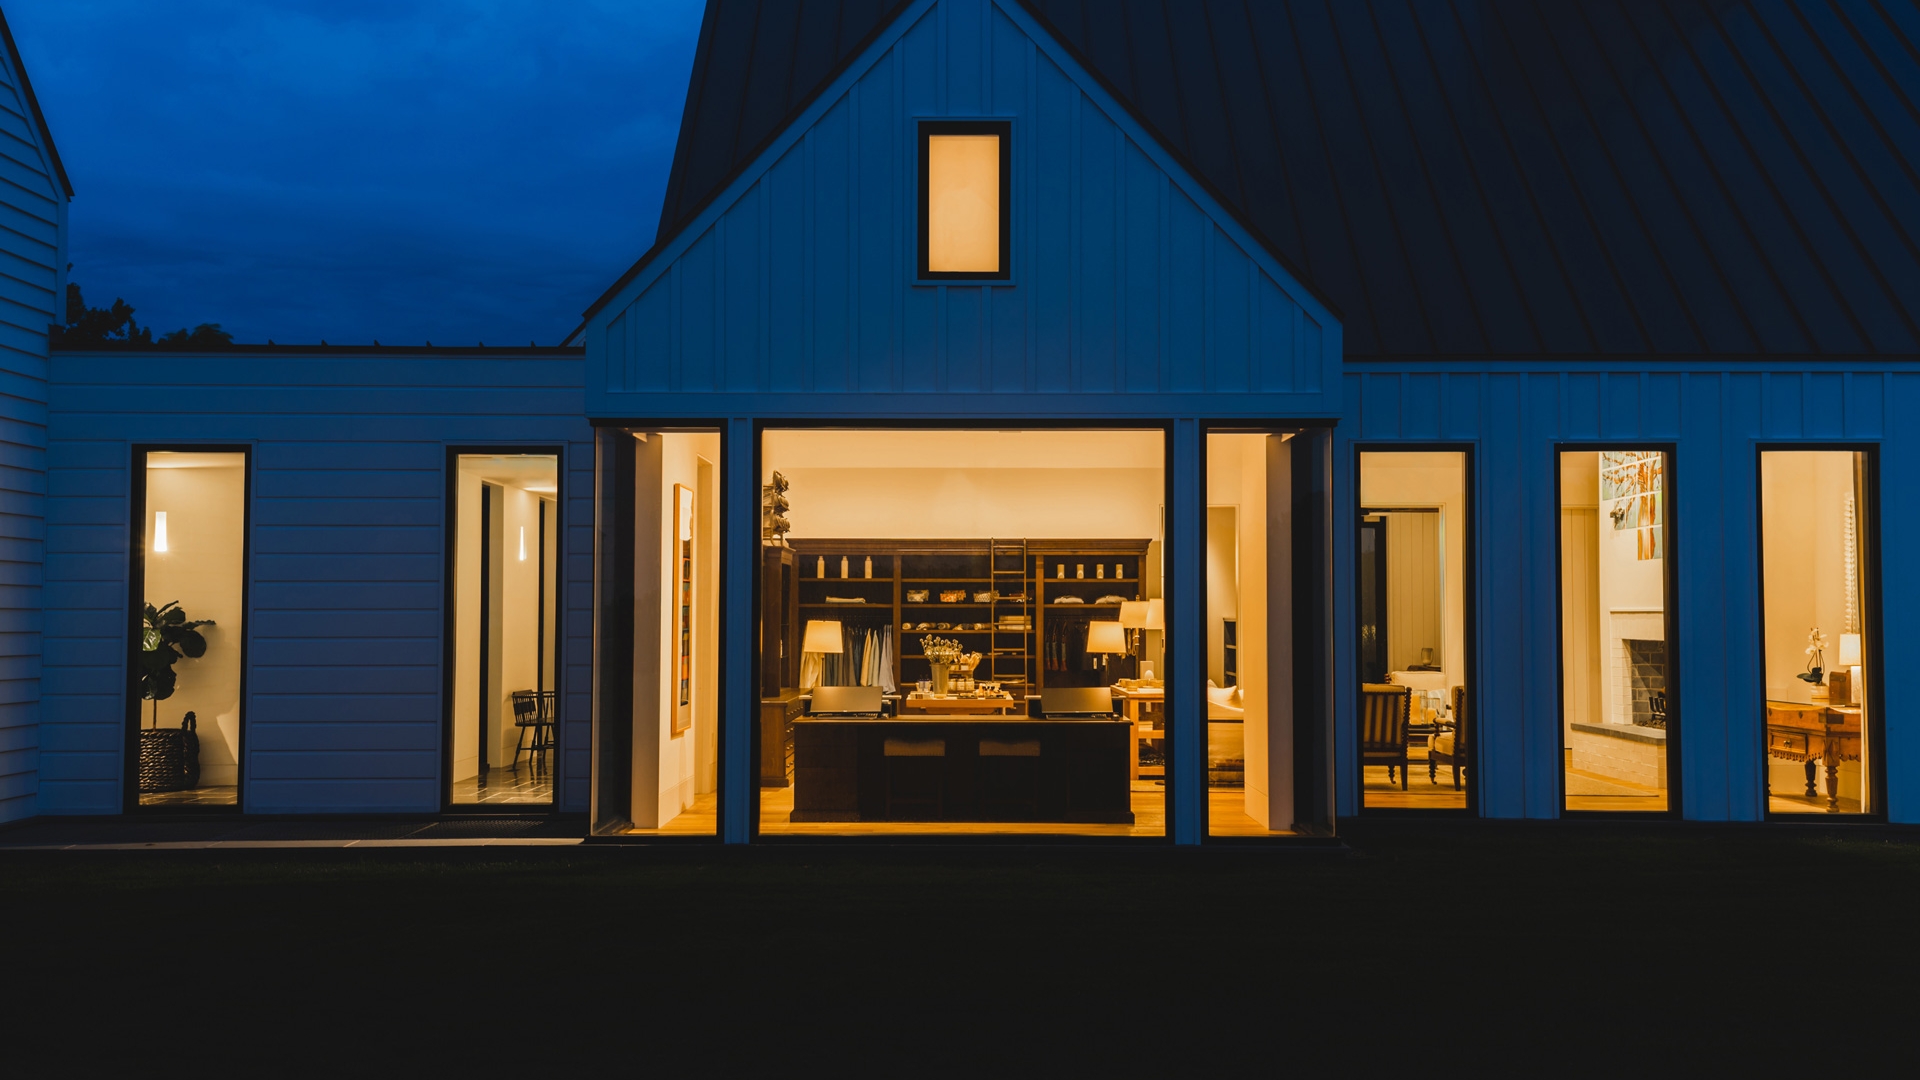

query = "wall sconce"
[518, 525, 527, 562]
[153, 511, 169, 553]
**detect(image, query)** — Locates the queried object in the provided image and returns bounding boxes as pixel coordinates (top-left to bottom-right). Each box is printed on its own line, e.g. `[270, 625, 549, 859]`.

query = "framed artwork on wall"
[672, 483, 695, 735]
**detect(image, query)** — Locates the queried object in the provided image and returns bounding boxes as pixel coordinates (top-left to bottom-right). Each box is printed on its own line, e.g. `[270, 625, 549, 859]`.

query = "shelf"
[900, 577, 991, 583]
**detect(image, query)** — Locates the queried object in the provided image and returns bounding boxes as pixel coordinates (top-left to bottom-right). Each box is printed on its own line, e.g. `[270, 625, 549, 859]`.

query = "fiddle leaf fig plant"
[139, 601, 214, 728]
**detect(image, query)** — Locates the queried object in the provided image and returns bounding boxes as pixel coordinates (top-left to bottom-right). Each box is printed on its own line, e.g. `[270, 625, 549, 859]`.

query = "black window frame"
[917, 120, 1012, 282]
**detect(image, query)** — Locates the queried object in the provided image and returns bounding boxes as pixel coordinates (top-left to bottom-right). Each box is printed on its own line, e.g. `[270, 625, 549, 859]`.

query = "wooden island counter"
[790, 715, 1133, 823]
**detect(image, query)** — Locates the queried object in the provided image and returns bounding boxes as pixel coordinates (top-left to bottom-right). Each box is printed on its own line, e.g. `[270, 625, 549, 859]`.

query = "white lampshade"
[802, 619, 844, 654]
[1118, 601, 1151, 628]
[1086, 621, 1128, 655]
[1145, 598, 1164, 630]
[1838, 633, 1862, 668]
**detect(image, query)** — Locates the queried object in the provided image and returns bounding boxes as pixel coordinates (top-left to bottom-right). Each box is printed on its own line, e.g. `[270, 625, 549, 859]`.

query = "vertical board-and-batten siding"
[0, 38, 63, 822]
[587, 0, 1339, 416]
[40, 353, 594, 814]
[1335, 365, 1918, 823]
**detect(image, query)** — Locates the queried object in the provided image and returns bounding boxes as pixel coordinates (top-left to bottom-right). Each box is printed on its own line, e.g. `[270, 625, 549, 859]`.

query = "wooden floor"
[1363, 760, 1469, 810]
[616, 784, 1291, 837]
[1564, 767, 1668, 812]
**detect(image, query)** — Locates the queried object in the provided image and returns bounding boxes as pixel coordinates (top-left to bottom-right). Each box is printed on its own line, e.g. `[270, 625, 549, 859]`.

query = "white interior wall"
[1383, 513, 1442, 672]
[1359, 453, 1466, 689]
[494, 486, 542, 769]
[452, 468, 480, 781]
[143, 456, 246, 785]
[766, 429, 1164, 539]
[636, 431, 721, 827]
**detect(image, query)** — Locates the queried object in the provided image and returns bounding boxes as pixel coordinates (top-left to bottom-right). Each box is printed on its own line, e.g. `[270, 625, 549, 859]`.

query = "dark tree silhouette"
[52, 283, 234, 348]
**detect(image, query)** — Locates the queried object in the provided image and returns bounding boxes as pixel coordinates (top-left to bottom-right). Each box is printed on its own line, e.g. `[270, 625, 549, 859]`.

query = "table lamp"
[1088, 619, 1127, 680]
[1837, 633, 1862, 706]
[801, 619, 843, 688]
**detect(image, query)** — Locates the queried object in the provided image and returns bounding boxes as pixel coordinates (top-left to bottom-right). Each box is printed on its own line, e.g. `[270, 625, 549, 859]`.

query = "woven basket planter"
[137, 713, 200, 793]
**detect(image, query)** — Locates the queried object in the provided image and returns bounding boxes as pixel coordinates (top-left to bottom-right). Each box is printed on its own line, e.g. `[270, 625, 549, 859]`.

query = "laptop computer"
[807, 685, 885, 717]
[1039, 686, 1115, 718]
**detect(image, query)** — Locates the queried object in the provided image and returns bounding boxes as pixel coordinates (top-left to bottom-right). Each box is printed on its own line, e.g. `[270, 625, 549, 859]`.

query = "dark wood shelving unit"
[780, 537, 1151, 696]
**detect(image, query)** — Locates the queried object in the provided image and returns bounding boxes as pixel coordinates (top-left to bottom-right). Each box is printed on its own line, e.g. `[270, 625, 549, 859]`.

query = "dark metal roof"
[642, 0, 1920, 359]
[655, 0, 913, 244]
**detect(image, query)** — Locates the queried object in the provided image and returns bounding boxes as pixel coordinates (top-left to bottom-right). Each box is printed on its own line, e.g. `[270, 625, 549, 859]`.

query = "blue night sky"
[8, 0, 707, 345]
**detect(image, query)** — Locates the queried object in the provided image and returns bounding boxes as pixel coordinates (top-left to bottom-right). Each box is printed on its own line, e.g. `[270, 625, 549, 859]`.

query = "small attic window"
[919, 121, 1010, 280]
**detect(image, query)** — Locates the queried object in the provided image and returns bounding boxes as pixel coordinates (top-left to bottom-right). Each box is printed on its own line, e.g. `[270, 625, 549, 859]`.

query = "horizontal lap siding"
[42, 352, 592, 815]
[1338, 365, 1912, 823]
[0, 41, 61, 822]
[587, 0, 1341, 416]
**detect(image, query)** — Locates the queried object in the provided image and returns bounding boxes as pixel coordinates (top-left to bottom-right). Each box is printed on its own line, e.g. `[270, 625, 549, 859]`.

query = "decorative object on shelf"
[840, 556, 849, 579]
[921, 635, 971, 695]
[1096, 564, 1105, 579]
[1054, 595, 1083, 604]
[973, 590, 995, 602]
[816, 556, 825, 578]
[907, 590, 929, 603]
[760, 471, 791, 543]
[1800, 626, 1828, 697]
[824, 596, 867, 603]
[1076, 564, 1084, 578]
[939, 589, 966, 603]
[864, 556, 873, 579]
[1094, 595, 1127, 605]
[136, 600, 216, 793]
[1056, 564, 1065, 579]
[1114, 564, 1124, 579]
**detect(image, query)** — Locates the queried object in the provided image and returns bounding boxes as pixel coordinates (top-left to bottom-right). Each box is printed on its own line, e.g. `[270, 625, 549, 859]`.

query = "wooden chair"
[1429, 685, 1469, 790]
[1359, 683, 1412, 789]
[510, 690, 540, 775]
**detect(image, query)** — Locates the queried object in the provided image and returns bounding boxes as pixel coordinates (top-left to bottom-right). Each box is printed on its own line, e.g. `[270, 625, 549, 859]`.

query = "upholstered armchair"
[1429, 685, 1469, 790]
[1359, 683, 1412, 789]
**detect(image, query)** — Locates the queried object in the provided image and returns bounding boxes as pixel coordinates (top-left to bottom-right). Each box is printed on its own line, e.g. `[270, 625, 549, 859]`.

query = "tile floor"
[139, 785, 239, 808]
[451, 767, 554, 805]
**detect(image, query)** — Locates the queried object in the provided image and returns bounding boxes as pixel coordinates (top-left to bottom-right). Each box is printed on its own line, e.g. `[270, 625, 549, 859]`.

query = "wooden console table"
[1111, 684, 1164, 780]
[1765, 701, 1863, 813]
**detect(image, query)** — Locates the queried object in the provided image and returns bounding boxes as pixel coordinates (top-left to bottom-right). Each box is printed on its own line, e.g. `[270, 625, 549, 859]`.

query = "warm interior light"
[1118, 600, 1150, 628]
[927, 134, 999, 272]
[153, 511, 169, 553]
[802, 620, 845, 655]
[518, 525, 526, 561]
[1086, 621, 1128, 655]
[1145, 598, 1165, 631]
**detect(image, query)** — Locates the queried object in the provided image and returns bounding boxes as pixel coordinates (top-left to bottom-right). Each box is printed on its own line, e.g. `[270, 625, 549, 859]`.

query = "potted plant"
[136, 601, 214, 793]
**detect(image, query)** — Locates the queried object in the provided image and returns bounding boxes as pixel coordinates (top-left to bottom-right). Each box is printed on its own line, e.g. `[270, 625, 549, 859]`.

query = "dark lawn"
[6, 822, 1917, 1073]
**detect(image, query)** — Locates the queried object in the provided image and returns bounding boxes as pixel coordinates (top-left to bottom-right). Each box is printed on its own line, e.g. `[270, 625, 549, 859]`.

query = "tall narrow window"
[919, 121, 1009, 279]
[450, 453, 559, 808]
[133, 450, 248, 809]
[1559, 450, 1674, 813]
[1761, 450, 1875, 816]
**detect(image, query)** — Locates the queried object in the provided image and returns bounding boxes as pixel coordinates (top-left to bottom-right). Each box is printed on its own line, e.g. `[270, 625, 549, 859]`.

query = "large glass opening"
[758, 429, 1165, 836]
[133, 451, 247, 809]
[590, 432, 721, 835]
[1558, 450, 1673, 812]
[1761, 450, 1874, 816]
[1357, 451, 1469, 811]
[449, 454, 559, 807]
